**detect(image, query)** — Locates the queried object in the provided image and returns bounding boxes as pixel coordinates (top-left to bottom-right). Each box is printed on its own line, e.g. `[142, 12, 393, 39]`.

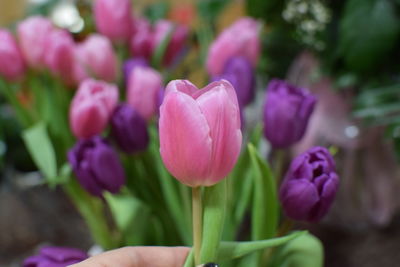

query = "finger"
[70, 246, 190, 267]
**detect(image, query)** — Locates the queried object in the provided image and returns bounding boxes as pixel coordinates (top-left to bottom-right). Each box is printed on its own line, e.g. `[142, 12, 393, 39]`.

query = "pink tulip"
[93, 0, 132, 42]
[152, 20, 188, 66]
[70, 78, 119, 139]
[0, 29, 25, 81]
[159, 79, 242, 187]
[76, 34, 118, 82]
[206, 17, 260, 76]
[17, 16, 54, 68]
[44, 29, 76, 84]
[127, 66, 162, 120]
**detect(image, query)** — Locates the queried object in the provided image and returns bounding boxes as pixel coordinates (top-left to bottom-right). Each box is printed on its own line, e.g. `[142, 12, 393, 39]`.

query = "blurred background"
[1, 0, 400, 266]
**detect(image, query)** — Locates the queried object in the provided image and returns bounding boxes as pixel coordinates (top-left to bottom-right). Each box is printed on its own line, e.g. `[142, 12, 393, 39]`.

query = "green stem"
[0, 79, 32, 126]
[192, 186, 202, 266]
[63, 179, 115, 249]
[274, 149, 286, 184]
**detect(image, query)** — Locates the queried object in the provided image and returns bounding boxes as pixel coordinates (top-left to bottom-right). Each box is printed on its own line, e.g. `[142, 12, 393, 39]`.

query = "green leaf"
[338, 0, 400, 72]
[200, 180, 227, 263]
[248, 144, 278, 240]
[183, 249, 194, 267]
[269, 233, 323, 267]
[22, 122, 57, 183]
[104, 192, 150, 245]
[217, 231, 306, 261]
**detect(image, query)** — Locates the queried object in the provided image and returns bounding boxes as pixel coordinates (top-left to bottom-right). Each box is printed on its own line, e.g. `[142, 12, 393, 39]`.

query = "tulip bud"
[17, 16, 54, 69]
[159, 79, 242, 187]
[263, 79, 316, 148]
[279, 146, 339, 222]
[23, 246, 87, 267]
[123, 57, 149, 85]
[207, 17, 260, 76]
[93, 0, 132, 42]
[76, 34, 118, 82]
[211, 56, 255, 107]
[127, 66, 162, 120]
[110, 104, 149, 154]
[69, 79, 119, 139]
[44, 29, 76, 84]
[152, 20, 189, 66]
[0, 29, 25, 81]
[68, 136, 126, 196]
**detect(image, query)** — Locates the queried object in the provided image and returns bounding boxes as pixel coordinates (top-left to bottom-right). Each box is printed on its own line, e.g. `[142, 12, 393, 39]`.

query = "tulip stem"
[192, 186, 202, 266]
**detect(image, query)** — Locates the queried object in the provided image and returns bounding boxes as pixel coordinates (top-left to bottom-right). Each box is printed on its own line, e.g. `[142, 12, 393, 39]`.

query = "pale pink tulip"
[70, 79, 119, 139]
[76, 34, 118, 82]
[0, 29, 26, 81]
[159, 79, 242, 187]
[93, 0, 132, 42]
[206, 17, 260, 76]
[127, 66, 162, 120]
[44, 29, 76, 84]
[17, 16, 54, 68]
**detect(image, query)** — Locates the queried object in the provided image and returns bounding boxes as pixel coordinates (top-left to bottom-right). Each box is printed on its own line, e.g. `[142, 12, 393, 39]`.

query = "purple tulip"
[23, 246, 87, 267]
[68, 136, 125, 197]
[263, 79, 316, 148]
[212, 56, 255, 107]
[123, 58, 149, 85]
[279, 146, 339, 222]
[110, 104, 149, 154]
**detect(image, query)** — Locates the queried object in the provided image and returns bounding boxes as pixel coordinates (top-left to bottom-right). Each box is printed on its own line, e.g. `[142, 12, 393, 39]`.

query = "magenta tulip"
[130, 17, 152, 60]
[127, 66, 162, 120]
[76, 34, 118, 82]
[17, 16, 54, 68]
[93, 0, 132, 42]
[44, 29, 76, 84]
[69, 78, 118, 139]
[206, 17, 260, 76]
[152, 20, 188, 66]
[0, 29, 25, 81]
[159, 79, 242, 187]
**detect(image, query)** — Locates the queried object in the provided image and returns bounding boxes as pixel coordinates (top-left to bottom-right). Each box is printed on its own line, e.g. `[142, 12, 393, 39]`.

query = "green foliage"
[269, 233, 324, 267]
[260, 26, 302, 79]
[217, 231, 306, 262]
[338, 0, 400, 72]
[22, 122, 57, 184]
[246, 0, 285, 23]
[197, 0, 229, 23]
[248, 144, 278, 241]
[144, 2, 169, 23]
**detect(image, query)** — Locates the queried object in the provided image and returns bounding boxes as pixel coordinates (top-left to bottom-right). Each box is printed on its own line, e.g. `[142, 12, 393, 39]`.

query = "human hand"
[70, 246, 190, 267]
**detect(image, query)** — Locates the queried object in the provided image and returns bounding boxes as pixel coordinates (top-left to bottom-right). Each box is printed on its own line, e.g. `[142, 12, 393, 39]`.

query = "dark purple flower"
[279, 146, 339, 222]
[23, 246, 88, 267]
[68, 136, 125, 197]
[123, 58, 149, 85]
[263, 79, 316, 148]
[211, 56, 255, 108]
[110, 104, 149, 153]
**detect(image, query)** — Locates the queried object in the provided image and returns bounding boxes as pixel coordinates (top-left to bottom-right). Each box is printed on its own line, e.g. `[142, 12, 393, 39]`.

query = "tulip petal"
[280, 179, 319, 221]
[90, 144, 125, 193]
[159, 91, 212, 186]
[164, 79, 199, 97]
[196, 83, 242, 184]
